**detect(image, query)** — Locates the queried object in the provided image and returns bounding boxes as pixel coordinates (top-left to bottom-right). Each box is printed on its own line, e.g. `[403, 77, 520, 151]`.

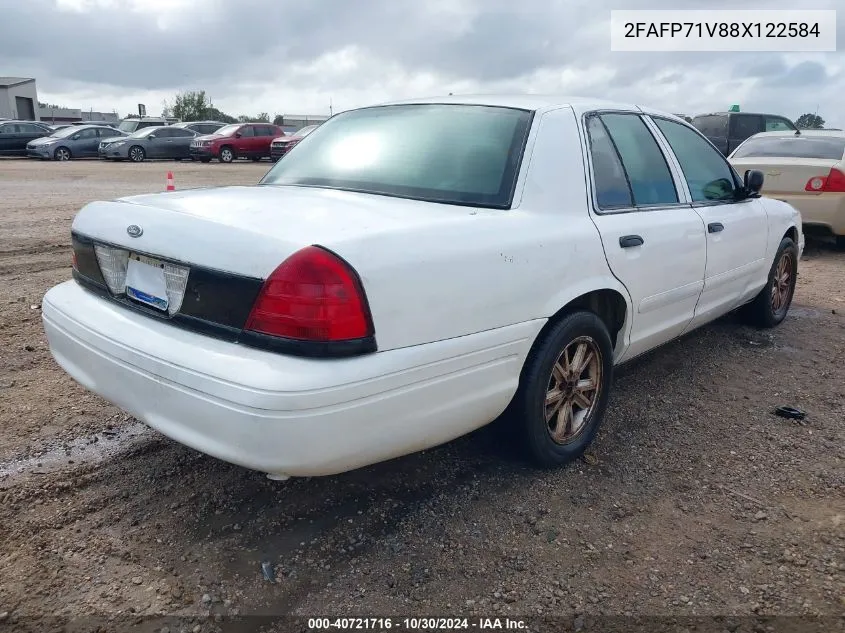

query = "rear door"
[728, 114, 763, 155]
[651, 116, 769, 328]
[168, 127, 196, 158]
[584, 111, 707, 362]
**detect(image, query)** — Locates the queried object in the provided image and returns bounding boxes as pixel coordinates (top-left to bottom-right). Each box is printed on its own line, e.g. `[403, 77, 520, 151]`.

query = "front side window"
[654, 118, 739, 202]
[238, 126, 255, 137]
[598, 113, 678, 206]
[260, 104, 533, 208]
[765, 117, 795, 132]
[732, 135, 845, 160]
[75, 128, 97, 139]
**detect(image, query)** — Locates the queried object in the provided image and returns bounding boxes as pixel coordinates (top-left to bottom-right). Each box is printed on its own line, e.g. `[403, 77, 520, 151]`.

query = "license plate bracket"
[125, 254, 169, 312]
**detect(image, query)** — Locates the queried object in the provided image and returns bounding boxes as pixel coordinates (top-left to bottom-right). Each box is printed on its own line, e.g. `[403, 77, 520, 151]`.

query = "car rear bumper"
[42, 280, 533, 477]
[771, 192, 845, 236]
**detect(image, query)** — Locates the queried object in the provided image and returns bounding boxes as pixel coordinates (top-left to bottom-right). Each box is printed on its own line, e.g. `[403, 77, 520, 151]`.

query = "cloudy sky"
[1, 0, 843, 126]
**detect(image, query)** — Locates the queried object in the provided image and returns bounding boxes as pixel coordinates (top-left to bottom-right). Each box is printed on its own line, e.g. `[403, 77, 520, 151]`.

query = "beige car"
[729, 130, 845, 248]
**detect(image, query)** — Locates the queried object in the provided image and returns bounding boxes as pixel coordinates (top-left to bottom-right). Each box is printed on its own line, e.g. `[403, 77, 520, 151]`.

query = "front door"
[650, 116, 769, 331]
[235, 125, 255, 157]
[584, 112, 707, 362]
[74, 127, 100, 157]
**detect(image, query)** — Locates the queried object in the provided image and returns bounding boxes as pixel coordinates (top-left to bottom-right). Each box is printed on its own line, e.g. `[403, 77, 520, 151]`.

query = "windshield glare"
[259, 104, 532, 208]
[128, 127, 159, 138]
[50, 126, 82, 139]
[215, 124, 241, 136]
[733, 136, 845, 160]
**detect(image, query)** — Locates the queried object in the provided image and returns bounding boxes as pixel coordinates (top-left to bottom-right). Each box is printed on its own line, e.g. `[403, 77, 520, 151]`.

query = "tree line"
[161, 90, 284, 126]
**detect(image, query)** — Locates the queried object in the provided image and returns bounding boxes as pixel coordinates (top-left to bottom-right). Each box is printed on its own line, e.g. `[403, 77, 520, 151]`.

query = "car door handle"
[708, 222, 724, 233]
[619, 235, 644, 248]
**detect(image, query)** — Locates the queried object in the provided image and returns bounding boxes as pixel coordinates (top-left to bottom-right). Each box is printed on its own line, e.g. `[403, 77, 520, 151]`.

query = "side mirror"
[148, 134, 156, 139]
[234, 132, 242, 138]
[71, 135, 80, 141]
[744, 169, 764, 197]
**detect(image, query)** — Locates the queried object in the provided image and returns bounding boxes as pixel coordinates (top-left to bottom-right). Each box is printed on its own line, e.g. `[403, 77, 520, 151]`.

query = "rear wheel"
[128, 146, 145, 162]
[219, 146, 234, 163]
[509, 311, 613, 468]
[743, 236, 798, 328]
[54, 147, 71, 161]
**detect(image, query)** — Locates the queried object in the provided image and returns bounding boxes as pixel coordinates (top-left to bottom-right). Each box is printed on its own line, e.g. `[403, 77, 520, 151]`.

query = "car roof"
[747, 129, 845, 139]
[693, 111, 789, 118]
[372, 94, 683, 119]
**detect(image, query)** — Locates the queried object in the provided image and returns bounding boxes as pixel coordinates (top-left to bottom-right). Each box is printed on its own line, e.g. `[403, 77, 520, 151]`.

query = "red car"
[270, 124, 320, 161]
[189, 122, 284, 163]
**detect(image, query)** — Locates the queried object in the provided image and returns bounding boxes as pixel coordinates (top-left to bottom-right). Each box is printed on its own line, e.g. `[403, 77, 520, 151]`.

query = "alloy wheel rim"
[222, 149, 232, 161]
[57, 149, 69, 161]
[771, 251, 794, 314]
[545, 336, 602, 445]
[130, 148, 142, 161]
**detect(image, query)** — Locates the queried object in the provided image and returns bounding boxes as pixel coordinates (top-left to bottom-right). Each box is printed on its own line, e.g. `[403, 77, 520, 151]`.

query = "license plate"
[125, 254, 170, 311]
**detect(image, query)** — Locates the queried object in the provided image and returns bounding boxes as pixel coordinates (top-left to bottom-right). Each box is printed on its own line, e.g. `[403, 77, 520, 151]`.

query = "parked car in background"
[0, 120, 53, 156]
[270, 124, 320, 161]
[691, 111, 796, 156]
[48, 124, 72, 132]
[100, 125, 198, 162]
[27, 124, 128, 160]
[729, 130, 845, 248]
[171, 120, 226, 135]
[73, 120, 118, 128]
[43, 96, 802, 480]
[117, 116, 179, 134]
[190, 123, 284, 163]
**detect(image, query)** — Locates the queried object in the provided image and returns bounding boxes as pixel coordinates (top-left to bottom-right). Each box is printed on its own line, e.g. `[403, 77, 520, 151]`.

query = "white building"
[0, 77, 40, 120]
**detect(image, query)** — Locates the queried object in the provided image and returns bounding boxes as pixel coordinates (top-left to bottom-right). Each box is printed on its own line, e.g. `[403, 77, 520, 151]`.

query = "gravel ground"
[0, 159, 843, 633]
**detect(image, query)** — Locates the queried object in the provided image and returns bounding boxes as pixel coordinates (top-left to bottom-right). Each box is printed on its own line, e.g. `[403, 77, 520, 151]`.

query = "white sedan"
[42, 95, 803, 479]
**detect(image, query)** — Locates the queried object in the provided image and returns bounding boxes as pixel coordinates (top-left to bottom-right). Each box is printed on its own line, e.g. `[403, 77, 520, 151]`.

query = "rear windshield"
[259, 104, 533, 208]
[733, 136, 845, 160]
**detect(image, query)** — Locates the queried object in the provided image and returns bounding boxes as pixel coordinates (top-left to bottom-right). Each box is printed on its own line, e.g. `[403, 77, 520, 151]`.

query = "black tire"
[743, 236, 798, 328]
[128, 146, 145, 162]
[53, 146, 71, 161]
[251, 156, 261, 162]
[219, 146, 235, 163]
[509, 311, 614, 468]
[200, 158, 211, 163]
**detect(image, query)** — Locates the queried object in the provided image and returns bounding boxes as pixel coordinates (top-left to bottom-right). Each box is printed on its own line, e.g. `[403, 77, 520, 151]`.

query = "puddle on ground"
[0, 422, 153, 481]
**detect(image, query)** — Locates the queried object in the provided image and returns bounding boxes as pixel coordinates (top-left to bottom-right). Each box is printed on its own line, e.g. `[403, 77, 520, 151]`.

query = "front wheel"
[128, 146, 145, 162]
[509, 311, 614, 468]
[743, 236, 798, 328]
[54, 147, 71, 161]
[219, 146, 234, 163]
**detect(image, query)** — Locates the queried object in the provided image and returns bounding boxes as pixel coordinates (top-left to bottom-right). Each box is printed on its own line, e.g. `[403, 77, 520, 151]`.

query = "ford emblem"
[126, 224, 143, 238]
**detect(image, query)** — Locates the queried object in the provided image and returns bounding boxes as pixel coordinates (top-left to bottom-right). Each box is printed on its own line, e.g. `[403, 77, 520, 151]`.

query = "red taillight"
[245, 246, 374, 342]
[804, 168, 845, 192]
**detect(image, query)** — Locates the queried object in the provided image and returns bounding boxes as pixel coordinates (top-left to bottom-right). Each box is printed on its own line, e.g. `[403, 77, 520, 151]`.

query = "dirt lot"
[0, 159, 843, 633]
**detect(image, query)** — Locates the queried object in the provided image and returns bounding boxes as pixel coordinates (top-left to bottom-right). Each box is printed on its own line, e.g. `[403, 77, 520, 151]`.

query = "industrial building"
[0, 77, 39, 120]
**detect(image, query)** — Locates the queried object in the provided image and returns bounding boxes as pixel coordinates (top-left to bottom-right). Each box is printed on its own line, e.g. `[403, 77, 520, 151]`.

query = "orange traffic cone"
[166, 171, 175, 191]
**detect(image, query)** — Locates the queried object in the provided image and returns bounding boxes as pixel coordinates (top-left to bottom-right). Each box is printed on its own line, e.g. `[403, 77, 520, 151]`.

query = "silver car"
[26, 124, 127, 160]
[99, 125, 198, 162]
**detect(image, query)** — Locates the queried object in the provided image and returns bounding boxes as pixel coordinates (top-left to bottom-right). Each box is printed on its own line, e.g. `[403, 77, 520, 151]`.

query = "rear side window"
[654, 118, 738, 202]
[733, 136, 845, 160]
[598, 113, 678, 206]
[585, 116, 633, 208]
[692, 115, 728, 137]
[730, 114, 763, 140]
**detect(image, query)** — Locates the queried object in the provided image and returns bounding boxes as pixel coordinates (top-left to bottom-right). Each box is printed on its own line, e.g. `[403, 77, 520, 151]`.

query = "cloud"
[0, 0, 842, 126]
